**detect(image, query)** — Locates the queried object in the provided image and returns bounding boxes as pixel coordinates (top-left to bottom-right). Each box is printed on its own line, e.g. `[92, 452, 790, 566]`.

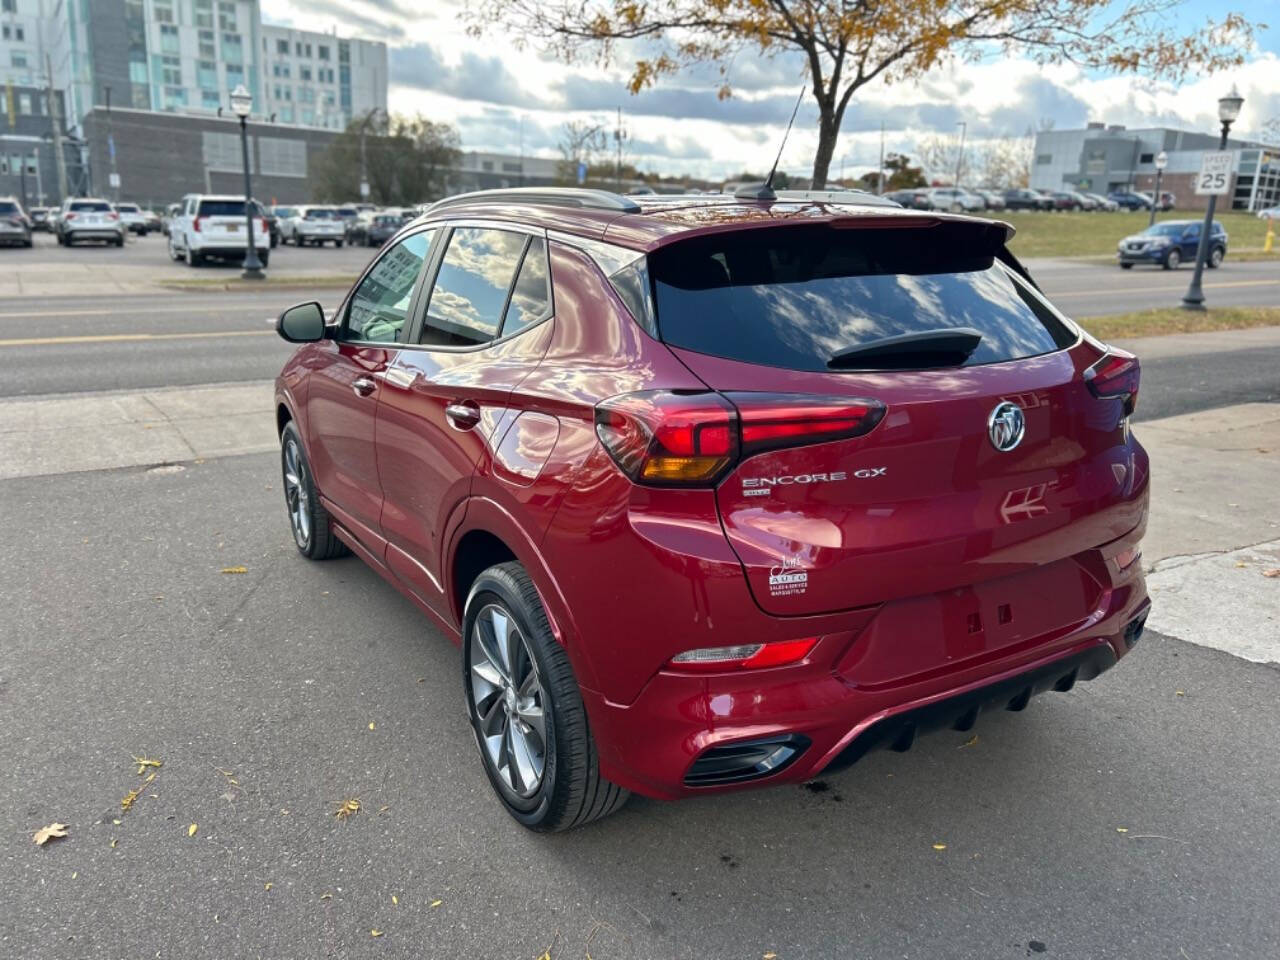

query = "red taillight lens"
[193, 216, 203, 232]
[667, 637, 819, 672]
[595, 391, 737, 485]
[595, 391, 885, 487]
[107, 212, 119, 221]
[259, 218, 267, 234]
[1085, 350, 1140, 415]
[64, 213, 76, 221]
[729, 393, 885, 456]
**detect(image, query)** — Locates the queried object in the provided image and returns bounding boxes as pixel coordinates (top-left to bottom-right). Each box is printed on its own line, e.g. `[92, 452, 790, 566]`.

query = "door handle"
[352, 376, 377, 397]
[445, 400, 482, 431]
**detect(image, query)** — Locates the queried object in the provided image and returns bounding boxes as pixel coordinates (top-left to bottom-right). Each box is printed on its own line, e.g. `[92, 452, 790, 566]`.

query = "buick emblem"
[987, 401, 1025, 452]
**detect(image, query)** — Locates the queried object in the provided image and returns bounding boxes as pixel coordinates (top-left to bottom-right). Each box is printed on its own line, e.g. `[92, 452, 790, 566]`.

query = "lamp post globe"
[1182, 86, 1243, 310]
[229, 84, 265, 279]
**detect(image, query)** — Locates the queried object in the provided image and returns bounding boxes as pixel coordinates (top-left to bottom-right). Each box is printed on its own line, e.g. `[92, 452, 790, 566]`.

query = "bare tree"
[916, 133, 971, 185]
[557, 120, 610, 183]
[469, 0, 1256, 189]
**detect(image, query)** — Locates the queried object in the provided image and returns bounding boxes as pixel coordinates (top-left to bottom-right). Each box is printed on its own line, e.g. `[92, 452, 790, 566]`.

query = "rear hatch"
[67, 200, 114, 228]
[645, 219, 1147, 620]
[196, 199, 264, 242]
[302, 208, 344, 235]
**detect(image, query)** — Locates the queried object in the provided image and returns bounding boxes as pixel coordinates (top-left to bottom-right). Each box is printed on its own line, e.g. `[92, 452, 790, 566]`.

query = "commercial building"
[0, 0, 385, 206]
[1031, 122, 1280, 212]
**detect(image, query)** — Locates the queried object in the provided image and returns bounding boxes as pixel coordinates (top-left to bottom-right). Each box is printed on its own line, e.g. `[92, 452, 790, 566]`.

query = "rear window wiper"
[827, 327, 983, 370]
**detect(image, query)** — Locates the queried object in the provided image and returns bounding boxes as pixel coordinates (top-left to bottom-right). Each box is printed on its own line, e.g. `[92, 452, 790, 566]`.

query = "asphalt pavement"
[2, 452, 1277, 959]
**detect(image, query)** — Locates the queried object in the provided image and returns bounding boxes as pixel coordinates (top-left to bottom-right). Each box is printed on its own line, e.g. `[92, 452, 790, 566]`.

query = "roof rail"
[425, 187, 642, 215]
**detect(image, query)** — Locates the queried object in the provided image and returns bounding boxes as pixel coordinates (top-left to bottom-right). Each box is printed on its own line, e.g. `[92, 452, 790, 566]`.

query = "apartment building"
[259, 24, 386, 130]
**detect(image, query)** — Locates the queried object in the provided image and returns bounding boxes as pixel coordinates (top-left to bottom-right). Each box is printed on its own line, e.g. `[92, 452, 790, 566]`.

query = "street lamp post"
[229, 84, 265, 281]
[954, 120, 967, 189]
[1148, 150, 1167, 228]
[1182, 85, 1243, 311]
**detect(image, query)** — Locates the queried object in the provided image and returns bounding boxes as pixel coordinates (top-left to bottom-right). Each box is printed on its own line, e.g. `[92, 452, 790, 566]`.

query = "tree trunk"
[810, 109, 838, 190]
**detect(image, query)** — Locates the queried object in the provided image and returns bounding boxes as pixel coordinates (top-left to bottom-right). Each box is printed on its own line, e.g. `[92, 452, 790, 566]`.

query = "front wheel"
[1208, 246, 1225, 268]
[1163, 248, 1182, 270]
[463, 563, 629, 832]
[335, 240, 344, 248]
[280, 422, 349, 560]
[1119, 262, 1134, 269]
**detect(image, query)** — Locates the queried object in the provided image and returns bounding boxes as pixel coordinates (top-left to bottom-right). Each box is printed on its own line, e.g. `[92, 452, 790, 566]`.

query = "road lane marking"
[0, 330, 277, 347]
[1048, 279, 1280, 299]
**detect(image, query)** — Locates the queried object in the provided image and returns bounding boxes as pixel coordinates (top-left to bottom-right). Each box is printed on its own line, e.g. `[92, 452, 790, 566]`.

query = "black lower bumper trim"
[822, 643, 1120, 776]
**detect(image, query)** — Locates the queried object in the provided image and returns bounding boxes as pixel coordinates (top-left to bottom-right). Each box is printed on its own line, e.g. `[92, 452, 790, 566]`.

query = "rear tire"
[335, 240, 344, 248]
[186, 244, 201, 266]
[463, 562, 629, 832]
[280, 421, 349, 560]
[1119, 262, 1133, 269]
[1208, 246, 1225, 269]
[1163, 248, 1181, 270]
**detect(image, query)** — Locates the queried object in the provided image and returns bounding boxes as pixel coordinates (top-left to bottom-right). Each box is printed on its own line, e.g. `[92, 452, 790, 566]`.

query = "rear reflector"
[1085, 350, 1140, 415]
[667, 637, 818, 672]
[595, 390, 884, 487]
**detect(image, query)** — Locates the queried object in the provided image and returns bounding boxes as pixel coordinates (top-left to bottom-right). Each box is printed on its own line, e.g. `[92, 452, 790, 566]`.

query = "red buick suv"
[273, 187, 1150, 831]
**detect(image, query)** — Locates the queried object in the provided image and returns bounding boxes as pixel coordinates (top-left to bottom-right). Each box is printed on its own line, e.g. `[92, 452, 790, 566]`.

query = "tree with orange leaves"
[468, 0, 1257, 188]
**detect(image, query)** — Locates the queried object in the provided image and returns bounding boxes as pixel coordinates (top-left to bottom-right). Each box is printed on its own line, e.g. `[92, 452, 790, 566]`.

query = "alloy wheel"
[282, 437, 311, 548]
[469, 603, 547, 799]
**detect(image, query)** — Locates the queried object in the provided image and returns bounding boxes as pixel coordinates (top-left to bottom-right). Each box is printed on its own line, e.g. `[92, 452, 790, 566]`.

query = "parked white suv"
[279, 205, 346, 247]
[168, 194, 270, 267]
[113, 202, 150, 235]
[925, 187, 986, 212]
[55, 197, 125, 246]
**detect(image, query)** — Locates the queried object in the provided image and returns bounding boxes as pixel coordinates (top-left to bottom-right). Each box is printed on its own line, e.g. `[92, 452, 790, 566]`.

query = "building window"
[339, 41, 350, 64]
[18, 92, 32, 114]
[299, 65, 311, 81]
[1, 25, 8, 40]
[218, 1, 237, 31]
[195, 0, 213, 28]
[1035, 153, 1052, 165]
[160, 23, 180, 54]
[277, 38, 289, 55]
[197, 60, 217, 89]
[1139, 152, 1154, 164]
[162, 55, 182, 86]
[225, 63, 243, 88]
[305, 43, 311, 57]
[222, 33, 242, 63]
[164, 86, 188, 109]
[294, 41, 301, 56]
[0, 0, 14, 12]
[154, 1, 174, 24]
[202, 90, 221, 108]
[198, 30, 215, 58]
[318, 44, 329, 60]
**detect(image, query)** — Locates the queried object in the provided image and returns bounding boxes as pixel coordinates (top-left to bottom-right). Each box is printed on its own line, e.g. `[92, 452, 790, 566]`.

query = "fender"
[443, 495, 600, 693]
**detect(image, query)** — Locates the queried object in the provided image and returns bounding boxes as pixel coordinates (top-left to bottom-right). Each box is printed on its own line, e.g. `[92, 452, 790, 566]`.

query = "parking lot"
[3, 219, 1279, 959]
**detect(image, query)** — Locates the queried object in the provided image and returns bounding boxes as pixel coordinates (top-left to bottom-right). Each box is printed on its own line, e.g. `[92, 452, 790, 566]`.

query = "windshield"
[648, 224, 1075, 373]
[1142, 223, 1187, 237]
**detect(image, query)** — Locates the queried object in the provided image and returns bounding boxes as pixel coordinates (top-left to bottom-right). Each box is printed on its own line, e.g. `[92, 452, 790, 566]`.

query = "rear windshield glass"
[198, 200, 245, 217]
[305, 208, 336, 219]
[648, 224, 1075, 372]
[71, 201, 111, 212]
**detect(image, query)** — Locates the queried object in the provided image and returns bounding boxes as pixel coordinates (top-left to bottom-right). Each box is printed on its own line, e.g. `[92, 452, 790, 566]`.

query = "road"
[1, 452, 1276, 959]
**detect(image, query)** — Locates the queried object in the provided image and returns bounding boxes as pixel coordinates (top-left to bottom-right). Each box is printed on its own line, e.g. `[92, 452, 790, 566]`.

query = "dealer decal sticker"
[768, 555, 809, 597]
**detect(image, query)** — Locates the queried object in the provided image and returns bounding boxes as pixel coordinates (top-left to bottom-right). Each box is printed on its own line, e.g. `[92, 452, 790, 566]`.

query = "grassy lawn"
[997, 209, 1275, 259]
[1076, 306, 1280, 340]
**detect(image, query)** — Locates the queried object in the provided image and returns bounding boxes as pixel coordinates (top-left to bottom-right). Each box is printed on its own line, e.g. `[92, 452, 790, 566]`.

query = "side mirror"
[277, 301, 327, 343]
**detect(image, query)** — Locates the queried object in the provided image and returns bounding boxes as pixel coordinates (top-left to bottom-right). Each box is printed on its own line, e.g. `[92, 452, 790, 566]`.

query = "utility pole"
[45, 53, 68, 204]
[614, 107, 625, 190]
[358, 109, 372, 202]
[954, 120, 967, 189]
[104, 84, 119, 201]
[878, 121, 885, 195]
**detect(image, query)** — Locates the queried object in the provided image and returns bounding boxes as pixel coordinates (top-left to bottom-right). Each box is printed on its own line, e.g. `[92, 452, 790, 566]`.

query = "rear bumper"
[584, 560, 1149, 801]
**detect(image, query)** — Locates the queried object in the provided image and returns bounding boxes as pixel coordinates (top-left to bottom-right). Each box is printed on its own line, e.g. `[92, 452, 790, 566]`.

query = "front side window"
[421, 228, 527, 347]
[345, 230, 436, 344]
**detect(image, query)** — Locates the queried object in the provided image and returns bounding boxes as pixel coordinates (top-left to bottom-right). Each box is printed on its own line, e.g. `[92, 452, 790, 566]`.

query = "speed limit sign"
[1194, 151, 1233, 196]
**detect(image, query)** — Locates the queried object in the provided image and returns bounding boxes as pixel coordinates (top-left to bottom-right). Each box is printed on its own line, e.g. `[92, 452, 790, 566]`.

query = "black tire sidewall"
[462, 572, 561, 827]
[281, 422, 319, 558]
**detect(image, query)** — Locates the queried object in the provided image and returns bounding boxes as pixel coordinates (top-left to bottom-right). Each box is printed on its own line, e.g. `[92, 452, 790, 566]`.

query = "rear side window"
[421, 228, 526, 347]
[648, 224, 1075, 372]
[198, 200, 244, 217]
[501, 237, 551, 336]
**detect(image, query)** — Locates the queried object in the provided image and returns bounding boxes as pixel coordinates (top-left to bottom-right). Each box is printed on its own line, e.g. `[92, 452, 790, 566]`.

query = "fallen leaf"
[188, 823, 198, 837]
[34, 823, 68, 846]
[1234, 561, 1248, 568]
[1263, 569, 1280, 578]
[368, 722, 376, 731]
[1175, 690, 1185, 696]
[430, 899, 443, 908]
[145, 771, 157, 783]
[932, 843, 947, 851]
[110, 838, 118, 848]
[335, 798, 361, 820]
[221, 565, 248, 574]
[133, 755, 163, 775]
[112, 818, 122, 826]
[370, 930, 383, 938]
[1116, 827, 1129, 833]
[764, 954, 778, 960]
[416, 677, 425, 683]
[320, 893, 333, 901]
[121, 787, 142, 812]
[264, 882, 273, 891]
[391, 895, 398, 905]
[958, 735, 978, 749]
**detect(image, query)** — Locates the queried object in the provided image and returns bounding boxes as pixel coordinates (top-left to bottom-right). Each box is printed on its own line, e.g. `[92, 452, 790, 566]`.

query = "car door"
[375, 223, 554, 613]
[303, 227, 437, 554]
[1179, 222, 1200, 259]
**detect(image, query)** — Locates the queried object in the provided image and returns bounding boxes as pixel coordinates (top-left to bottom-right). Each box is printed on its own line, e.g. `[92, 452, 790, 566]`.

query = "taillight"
[595, 391, 737, 485]
[258, 218, 267, 234]
[193, 216, 203, 232]
[728, 393, 885, 457]
[1085, 350, 1140, 416]
[667, 637, 819, 672]
[595, 391, 884, 487]
[64, 213, 76, 221]
[107, 212, 119, 221]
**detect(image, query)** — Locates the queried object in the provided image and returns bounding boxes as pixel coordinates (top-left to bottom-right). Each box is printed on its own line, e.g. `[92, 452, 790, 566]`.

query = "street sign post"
[1194, 151, 1233, 196]
[359, 180, 370, 199]
[108, 172, 121, 189]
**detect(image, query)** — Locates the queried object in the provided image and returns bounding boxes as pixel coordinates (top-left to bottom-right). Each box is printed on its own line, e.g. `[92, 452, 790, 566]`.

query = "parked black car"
[365, 212, 407, 246]
[1107, 190, 1151, 211]
[1003, 188, 1051, 211]
[29, 206, 51, 231]
[884, 188, 932, 210]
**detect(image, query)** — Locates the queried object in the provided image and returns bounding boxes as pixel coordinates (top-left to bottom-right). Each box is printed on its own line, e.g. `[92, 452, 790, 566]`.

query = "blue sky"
[262, 0, 1278, 179]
